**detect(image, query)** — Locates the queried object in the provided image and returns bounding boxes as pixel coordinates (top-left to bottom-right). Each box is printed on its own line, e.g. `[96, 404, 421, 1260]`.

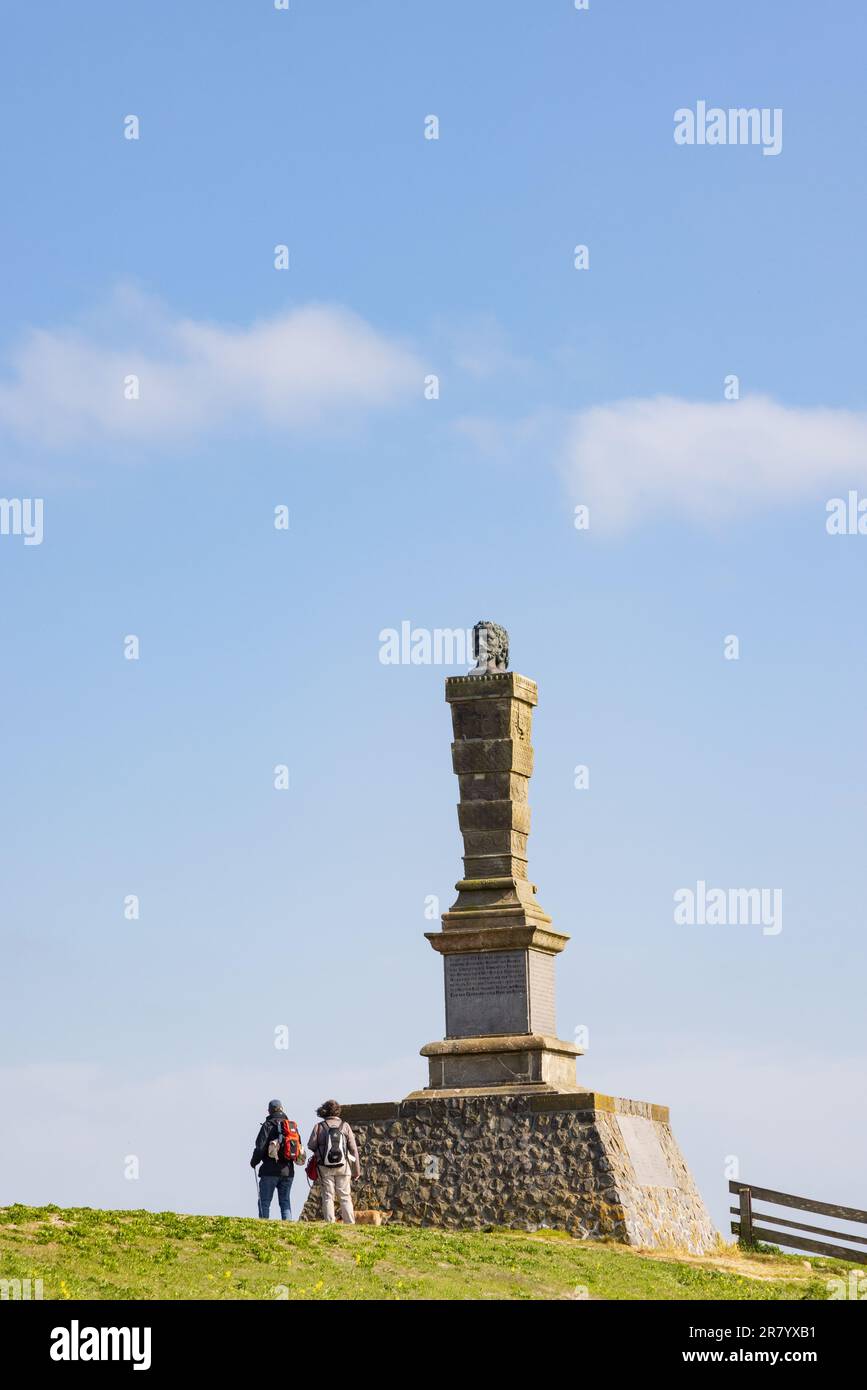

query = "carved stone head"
[471, 620, 509, 674]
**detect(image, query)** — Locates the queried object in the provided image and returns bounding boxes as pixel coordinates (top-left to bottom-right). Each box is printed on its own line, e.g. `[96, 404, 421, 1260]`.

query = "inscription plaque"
[617, 1115, 676, 1189]
[445, 950, 529, 1037]
[527, 950, 556, 1035]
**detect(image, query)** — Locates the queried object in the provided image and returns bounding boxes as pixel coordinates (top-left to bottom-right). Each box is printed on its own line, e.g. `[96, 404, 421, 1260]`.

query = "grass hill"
[0, 1204, 850, 1301]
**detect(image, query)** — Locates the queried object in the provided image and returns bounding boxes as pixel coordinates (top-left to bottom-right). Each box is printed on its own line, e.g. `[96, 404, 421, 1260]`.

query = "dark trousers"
[258, 1173, 293, 1219]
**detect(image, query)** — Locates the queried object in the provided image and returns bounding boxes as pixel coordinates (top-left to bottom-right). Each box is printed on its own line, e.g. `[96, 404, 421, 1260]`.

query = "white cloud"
[0, 288, 421, 450]
[562, 395, 867, 530]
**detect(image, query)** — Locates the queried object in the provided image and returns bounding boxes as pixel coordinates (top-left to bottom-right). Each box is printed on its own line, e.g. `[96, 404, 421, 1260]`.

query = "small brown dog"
[353, 1210, 390, 1226]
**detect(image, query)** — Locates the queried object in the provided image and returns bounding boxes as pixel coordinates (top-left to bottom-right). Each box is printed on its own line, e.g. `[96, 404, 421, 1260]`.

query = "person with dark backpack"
[307, 1099, 360, 1223]
[250, 1099, 305, 1219]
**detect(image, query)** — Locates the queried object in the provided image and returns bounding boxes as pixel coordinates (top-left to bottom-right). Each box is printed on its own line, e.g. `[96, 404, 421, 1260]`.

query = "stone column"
[415, 622, 582, 1095]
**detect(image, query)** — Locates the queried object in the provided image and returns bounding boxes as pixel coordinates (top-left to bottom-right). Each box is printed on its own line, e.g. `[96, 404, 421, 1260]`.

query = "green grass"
[0, 1204, 850, 1301]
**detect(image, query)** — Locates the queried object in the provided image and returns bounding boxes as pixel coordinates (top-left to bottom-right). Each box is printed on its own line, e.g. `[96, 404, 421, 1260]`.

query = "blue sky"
[2, 0, 866, 1237]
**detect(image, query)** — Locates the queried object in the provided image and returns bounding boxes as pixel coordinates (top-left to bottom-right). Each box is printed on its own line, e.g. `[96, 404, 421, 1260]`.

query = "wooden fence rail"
[730, 1181, 867, 1264]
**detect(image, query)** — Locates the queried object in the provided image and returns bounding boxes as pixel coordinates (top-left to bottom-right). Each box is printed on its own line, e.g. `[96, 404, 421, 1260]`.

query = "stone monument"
[417, 618, 581, 1095]
[302, 624, 716, 1250]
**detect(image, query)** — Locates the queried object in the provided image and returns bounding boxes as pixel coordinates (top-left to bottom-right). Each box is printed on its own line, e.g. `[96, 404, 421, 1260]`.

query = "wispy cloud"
[0, 287, 421, 450]
[446, 313, 535, 380]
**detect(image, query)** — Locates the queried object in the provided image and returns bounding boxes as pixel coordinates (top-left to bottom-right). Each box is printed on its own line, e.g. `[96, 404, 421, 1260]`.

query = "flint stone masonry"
[299, 1092, 717, 1253]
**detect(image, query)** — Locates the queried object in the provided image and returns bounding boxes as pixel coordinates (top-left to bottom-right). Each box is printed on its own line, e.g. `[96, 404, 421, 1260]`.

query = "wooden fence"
[730, 1181, 867, 1264]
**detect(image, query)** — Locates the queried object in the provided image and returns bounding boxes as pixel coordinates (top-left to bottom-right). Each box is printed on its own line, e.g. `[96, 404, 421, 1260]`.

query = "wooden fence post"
[739, 1186, 753, 1245]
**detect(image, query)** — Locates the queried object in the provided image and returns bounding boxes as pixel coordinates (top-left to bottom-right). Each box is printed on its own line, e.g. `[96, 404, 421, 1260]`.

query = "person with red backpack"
[250, 1099, 305, 1219]
[307, 1099, 360, 1223]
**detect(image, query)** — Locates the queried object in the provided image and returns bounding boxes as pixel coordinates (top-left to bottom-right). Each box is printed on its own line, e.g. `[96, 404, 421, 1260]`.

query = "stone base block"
[420, 1033, 582, 1091]
[300, 1091, 717, 1253]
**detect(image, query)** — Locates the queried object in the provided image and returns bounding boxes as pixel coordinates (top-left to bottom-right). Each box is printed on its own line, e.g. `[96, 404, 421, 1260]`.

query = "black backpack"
[320, 1120, 349, 1168]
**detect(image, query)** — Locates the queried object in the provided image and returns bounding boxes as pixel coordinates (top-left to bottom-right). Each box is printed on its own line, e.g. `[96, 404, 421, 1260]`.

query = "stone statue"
[471, 620, 509, 674]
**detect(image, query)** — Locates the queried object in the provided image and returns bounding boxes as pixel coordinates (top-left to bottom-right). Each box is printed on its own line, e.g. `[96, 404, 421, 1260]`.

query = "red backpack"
[280, 1118, 303, 1163]
[267, 1117, 303, 1163]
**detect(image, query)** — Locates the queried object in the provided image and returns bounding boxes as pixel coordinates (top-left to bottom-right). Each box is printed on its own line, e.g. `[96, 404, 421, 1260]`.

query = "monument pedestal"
[300, 1091, 717, 1252]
